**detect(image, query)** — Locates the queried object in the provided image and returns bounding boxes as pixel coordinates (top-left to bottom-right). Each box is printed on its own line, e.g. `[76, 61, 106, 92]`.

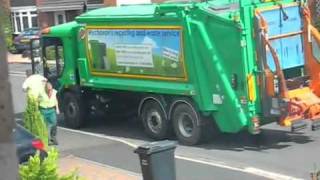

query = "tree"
[24, 96, 49, 147]
[0, 14, 19, 179]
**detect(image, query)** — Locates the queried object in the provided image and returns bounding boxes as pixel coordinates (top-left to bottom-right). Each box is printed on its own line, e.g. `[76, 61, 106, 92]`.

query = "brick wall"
[4, 0, 10, 10]
[151, 0, 166, 3]
[66, 10, 80, 22]
[103, 0, 116, 6]
[38, 11, 54, 28]
[0, 0, 10, 14]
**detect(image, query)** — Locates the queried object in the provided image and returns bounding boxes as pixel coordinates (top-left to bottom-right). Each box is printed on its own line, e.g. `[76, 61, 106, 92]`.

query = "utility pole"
[0, 20, 19, 180]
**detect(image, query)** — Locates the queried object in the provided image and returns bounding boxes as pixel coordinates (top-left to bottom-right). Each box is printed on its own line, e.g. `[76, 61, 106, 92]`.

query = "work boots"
[49, 125, 58, 145]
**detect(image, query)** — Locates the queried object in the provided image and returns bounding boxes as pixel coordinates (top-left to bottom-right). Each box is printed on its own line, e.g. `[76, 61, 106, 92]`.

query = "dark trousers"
[39, 107, 58, 144]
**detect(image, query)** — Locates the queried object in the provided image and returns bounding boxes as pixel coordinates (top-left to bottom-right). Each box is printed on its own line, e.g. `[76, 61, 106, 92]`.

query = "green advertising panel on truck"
[39, 0, 320, 145]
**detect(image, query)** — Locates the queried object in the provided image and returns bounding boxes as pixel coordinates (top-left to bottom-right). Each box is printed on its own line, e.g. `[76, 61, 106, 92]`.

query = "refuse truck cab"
[37, 0, 320, 145]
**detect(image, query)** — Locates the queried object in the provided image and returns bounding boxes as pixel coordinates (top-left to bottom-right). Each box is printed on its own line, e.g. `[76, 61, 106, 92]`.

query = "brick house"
[36, 0, 109, 28]
[9, 0, 168, 33]
[36, 0, 168, 28]
[10, 0, 38, 35]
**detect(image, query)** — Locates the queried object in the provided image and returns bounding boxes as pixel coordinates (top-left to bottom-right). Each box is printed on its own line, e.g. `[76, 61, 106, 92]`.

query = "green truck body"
[40, 0, 320, 145]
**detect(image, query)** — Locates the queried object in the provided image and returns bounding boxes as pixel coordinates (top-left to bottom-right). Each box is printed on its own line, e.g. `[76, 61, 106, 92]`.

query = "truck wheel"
[141, 100, 170, 140]
[63, 92, 84, 129]
[172, 103, 202, 145]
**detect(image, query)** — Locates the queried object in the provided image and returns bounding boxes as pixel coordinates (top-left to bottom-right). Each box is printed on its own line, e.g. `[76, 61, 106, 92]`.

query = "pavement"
[59, 155, 141, 180]
[7, 53, 31, 64]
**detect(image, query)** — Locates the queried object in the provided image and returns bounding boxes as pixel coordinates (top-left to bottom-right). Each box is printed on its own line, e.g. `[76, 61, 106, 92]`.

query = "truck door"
[42, 37, 64, 89]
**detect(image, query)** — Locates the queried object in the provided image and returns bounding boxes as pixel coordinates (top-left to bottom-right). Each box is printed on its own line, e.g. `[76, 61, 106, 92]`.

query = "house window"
[16, 16, 22, 32]
[57, 15, 64, 24]
[54, 11, 66, 25]
[11, 7, 38, 34]
[23, 16, 29, 30]
[32, 16, 38, 27]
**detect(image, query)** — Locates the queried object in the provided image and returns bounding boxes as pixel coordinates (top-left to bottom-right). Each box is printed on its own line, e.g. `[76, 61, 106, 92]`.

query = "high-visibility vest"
[39, 90, 58, 108]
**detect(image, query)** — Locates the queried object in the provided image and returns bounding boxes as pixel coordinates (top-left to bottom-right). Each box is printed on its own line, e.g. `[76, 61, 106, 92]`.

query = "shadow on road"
[58, 114, 314, 151]
[15, 112, 314, 151]
[58, 114, 154, 143]
[198, 130, 312, 152]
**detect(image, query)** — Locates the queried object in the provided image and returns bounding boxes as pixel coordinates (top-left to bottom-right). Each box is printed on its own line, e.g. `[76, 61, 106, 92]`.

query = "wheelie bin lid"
[134, 140, 177, 155]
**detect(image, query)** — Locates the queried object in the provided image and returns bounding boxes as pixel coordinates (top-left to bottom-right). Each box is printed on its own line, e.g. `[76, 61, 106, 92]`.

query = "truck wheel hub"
[147, 111, 162, 134]
[67, 102, 77, 118]
[178, 113, 194, 138]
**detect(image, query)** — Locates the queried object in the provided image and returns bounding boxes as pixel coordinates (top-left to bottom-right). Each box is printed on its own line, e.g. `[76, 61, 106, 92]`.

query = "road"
[9, 63, 320, 180]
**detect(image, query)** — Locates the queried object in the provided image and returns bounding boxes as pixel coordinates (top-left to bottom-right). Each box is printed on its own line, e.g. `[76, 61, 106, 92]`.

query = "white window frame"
[54, 11, 66, 25]
[117, 0, 151, 6]
[11, 6, 37, 34]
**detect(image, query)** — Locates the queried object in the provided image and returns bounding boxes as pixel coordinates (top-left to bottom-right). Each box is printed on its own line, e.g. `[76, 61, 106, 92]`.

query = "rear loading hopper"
[255, 4, 320, 131]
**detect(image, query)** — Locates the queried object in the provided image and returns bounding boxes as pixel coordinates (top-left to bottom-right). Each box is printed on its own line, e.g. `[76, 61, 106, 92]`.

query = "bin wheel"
[63, 92, 85, 129]
[172, 103, 202, 145]
[141, 100, 170, 140]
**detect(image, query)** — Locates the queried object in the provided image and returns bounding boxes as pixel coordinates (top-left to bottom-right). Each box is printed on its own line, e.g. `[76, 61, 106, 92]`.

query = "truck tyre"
[63, 92, 84, 129]
[172, 103, 203, 145]
[141, 100, 170, 140]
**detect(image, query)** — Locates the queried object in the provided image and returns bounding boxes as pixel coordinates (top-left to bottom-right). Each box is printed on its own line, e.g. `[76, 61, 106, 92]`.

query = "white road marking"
[9, 73, 26, 77]
[57, 126, 302, 180]
[9, 71, 25, 75]
[58, 126, 139, 148]
[244, 167, 301, 180]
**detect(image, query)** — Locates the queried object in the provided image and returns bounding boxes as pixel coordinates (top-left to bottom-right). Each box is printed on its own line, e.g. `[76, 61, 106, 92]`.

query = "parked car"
[14, 124, 47, 164]
[13, 28, 40, 53]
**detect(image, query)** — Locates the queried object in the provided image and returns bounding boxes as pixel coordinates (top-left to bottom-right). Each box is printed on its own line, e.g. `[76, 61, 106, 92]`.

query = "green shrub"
[24, 95, 49, 147]
[19, 148, 83, 180]
[315, 19, 320, 31]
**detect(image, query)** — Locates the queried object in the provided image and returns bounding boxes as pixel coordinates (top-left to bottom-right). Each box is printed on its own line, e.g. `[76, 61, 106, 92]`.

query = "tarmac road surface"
[9, 63, 320, 180]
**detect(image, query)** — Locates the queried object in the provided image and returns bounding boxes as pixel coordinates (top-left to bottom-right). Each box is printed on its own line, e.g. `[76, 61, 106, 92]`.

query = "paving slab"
[7, 53, 31, 64]
[59, 155, 142, 180]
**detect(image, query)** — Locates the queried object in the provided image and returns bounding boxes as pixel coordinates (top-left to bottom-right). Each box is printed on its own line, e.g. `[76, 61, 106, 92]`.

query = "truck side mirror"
[29, 38, 42, 74]
[31, 39, 40, 49]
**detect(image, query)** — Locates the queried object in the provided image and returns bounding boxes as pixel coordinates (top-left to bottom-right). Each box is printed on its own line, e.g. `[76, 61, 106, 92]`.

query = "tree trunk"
[0, 19, 19, 180]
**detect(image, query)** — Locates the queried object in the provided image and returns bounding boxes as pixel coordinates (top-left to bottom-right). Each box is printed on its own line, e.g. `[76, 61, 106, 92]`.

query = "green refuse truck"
[38, 0, 320, 145]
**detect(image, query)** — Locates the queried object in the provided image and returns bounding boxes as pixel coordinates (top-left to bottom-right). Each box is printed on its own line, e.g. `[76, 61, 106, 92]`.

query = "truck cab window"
[42, 37, 64, 86]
